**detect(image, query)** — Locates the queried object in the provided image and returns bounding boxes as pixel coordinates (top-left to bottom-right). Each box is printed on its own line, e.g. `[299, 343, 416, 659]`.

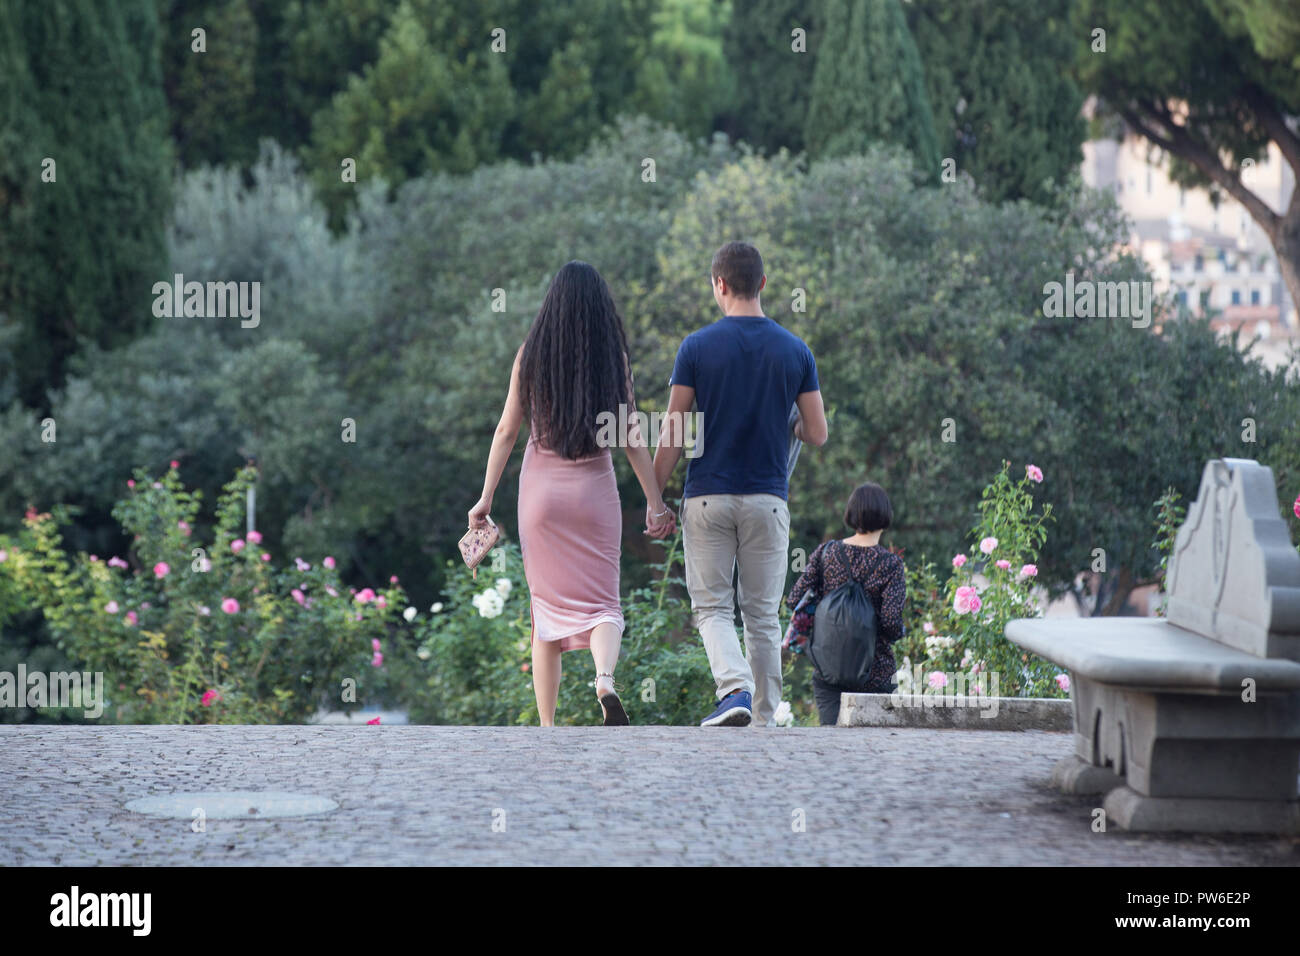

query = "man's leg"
[681, 494, 752, 700]
[736, 494, 790, 726]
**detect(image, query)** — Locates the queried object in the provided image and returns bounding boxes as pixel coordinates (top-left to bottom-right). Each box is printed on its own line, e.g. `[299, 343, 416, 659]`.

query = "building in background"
[1082, 131, 1298, 368]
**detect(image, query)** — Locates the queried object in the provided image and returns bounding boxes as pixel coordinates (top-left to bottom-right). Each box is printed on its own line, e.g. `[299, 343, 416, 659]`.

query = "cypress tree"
[0, 0, 171, 409]
[804, 0, 940, 174]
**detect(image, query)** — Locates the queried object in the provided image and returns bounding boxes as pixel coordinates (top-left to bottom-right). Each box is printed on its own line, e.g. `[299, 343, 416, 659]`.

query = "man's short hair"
[711, 241, 764, 299]
[844, 482, 893, 533]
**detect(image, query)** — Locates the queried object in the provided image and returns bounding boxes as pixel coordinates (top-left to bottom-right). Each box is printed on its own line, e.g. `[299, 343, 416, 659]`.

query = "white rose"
[474, 589, 504, 619]
[773, 701, 794, 727]
[403, 606, 417, 622]
[416, 646, 431, 660]
[430, 602, 443, 613]
[494, 577, 512, 598]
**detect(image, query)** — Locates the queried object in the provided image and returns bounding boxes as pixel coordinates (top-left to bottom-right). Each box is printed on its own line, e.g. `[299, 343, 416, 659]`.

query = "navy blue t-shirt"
[670, 315, 819, 499]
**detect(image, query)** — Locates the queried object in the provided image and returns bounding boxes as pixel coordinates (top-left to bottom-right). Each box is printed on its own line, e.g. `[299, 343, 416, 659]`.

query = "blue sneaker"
[701, 690, 752, 727]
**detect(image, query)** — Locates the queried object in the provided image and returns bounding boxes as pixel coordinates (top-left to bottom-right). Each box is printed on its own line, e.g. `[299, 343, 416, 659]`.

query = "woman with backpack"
[787, 482, 906, 725]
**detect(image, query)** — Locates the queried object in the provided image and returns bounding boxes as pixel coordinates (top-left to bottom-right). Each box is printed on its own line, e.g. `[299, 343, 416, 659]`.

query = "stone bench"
[1006, 457, 1300, 833]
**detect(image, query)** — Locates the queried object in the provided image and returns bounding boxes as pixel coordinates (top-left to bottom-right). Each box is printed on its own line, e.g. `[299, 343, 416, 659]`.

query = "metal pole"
[246, 456, 257, 536]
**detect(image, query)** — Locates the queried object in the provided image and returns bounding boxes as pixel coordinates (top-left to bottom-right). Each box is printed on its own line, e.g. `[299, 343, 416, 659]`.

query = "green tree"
[1073, 0, 1300, 315]
[631, 0, 734, 140]
[804, 0, 940, 173]
[160, 0, 260, 168]
[907, 0, 1086, 204]
[305, 0, 515, 224]
[0, 0, 171, 409]
[723, 0, 819, 153]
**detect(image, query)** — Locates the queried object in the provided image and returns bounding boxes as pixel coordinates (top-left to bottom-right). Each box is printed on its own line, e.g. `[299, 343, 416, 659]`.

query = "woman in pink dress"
[468, 262, 675, 726]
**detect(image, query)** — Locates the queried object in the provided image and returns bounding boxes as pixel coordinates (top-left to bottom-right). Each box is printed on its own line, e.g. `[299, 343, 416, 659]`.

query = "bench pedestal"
[1060, 674, 1300, 832]
[1103, 785, 1300, 833]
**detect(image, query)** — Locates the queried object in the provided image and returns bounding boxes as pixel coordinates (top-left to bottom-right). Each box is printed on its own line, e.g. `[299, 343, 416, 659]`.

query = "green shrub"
[0, 464, 404, 723]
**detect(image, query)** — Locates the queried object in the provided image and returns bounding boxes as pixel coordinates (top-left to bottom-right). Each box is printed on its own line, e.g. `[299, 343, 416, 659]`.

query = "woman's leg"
[589, 622, 622, 699]
[532, 636, 562, 727]
[811, 674, 842, 726]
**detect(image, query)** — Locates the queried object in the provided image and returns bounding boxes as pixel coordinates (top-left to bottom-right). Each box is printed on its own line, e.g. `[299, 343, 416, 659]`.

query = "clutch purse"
[458, 515, 500, 578]
[782, 590, 817, 654]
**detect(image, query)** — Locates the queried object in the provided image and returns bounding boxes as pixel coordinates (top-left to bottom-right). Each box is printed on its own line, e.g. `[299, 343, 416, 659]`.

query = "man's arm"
[793, 389, 828, 446]
[653, 384, 696, 493]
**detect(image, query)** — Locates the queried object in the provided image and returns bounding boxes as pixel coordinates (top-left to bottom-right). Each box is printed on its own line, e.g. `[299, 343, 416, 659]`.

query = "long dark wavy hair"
[519, 261, 632, 460]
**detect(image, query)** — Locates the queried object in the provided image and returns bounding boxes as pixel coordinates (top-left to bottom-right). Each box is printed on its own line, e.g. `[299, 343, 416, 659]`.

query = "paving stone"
[0, 725, 1297, 865]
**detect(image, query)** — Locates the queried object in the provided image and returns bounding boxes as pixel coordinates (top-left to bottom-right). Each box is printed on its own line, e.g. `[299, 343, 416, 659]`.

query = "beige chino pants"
[681, 493, 790, 726]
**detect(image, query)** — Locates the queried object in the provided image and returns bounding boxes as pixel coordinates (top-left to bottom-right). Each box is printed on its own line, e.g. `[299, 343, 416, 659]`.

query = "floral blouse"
[787, 539, 906, 688]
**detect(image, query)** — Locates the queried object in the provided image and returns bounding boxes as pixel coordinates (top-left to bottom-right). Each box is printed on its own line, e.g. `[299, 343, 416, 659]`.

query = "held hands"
[645, 500, 677, 539]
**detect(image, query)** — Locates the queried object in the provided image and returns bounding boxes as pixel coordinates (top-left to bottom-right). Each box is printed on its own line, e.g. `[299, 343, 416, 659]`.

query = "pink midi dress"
[517, 432, 625, 652]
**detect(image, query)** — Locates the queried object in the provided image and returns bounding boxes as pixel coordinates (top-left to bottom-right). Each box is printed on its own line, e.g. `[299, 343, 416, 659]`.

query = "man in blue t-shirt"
[651, 241, 827, 727]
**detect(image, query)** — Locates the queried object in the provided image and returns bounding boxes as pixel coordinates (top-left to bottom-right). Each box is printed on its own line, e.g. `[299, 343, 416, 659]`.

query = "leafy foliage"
[0, 465, 403, 723]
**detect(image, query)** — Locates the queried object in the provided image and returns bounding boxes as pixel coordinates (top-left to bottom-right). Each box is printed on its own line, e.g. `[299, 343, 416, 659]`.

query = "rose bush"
[895, 462, 1067, 698]
[0, 464, 403, 723]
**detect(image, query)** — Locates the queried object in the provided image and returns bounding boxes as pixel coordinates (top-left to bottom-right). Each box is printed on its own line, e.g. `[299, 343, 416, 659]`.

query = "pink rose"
[366, 717, 381, 725]
[221, 597, 240, 614]
[261, 553, 271, 562]
[371, 652, 383, 668]
[1294, 494, 1300, 520]
[1055, 673, 1071, 692]
[125, 611, 138, 626]
[291, 588, 306, 606]
[922, 621, 935, 635]
[979, 537, 998, 555]
[153, 561, 170, 579]
[0, 550, 7, 563]
[390, 575, 399, 584]
[152, 482, 162, 489]
[1026, 464, 1044, 483]
[127, 479, 135, 488]
[104, 601, 119, 614]
[375, 596, 387, 609]
[954, 586, 982, 615]
[178, 521, 191, 536]
[326, 586, 338, 597]
[952, 554, 968, 569]
[89, 554, 98, 562]
[371, 639, 381, 651]
[928, 672, 948, 689]
[355, 588, 376, 604]
[295, 558, 310, 572]
[170, 460, 179, 470]
[198, 605, 211, 616]
[230, 539, 245, 554]
[323, 556, 336, 569]
[1019, 564, 1038, 578]
[995, 559, 1011, 570]
[108, 556, 128, 569]
[201, 689, 220, 707]
[248, 530, 263, 544]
